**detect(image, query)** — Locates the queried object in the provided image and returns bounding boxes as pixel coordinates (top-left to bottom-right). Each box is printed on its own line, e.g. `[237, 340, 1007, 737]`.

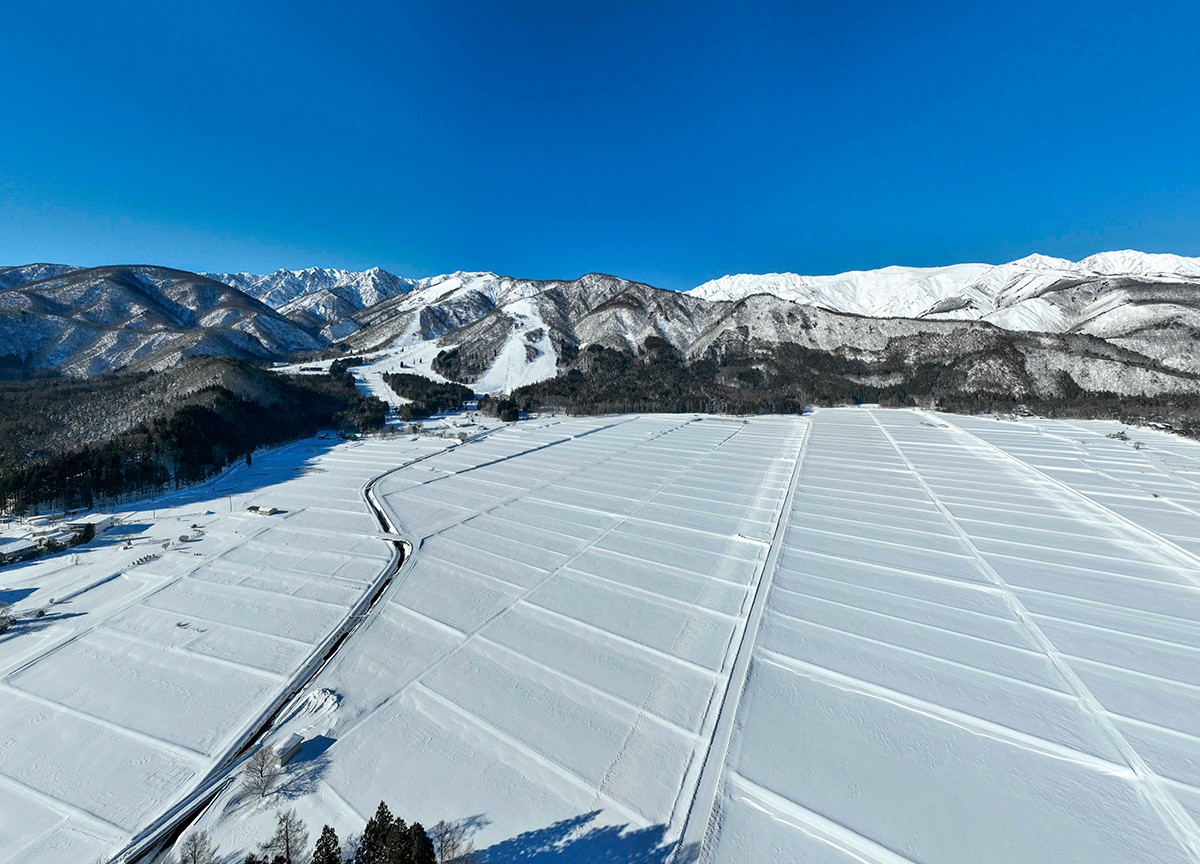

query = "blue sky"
[2, 1, 1198, 290]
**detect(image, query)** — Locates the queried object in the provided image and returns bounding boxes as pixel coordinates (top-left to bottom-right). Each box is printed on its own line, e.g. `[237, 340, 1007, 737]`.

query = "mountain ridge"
[6, 252, 1200, 406]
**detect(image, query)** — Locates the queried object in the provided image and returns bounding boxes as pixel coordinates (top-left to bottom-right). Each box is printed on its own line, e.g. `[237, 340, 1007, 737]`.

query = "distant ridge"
[4, 252, 1200, 400]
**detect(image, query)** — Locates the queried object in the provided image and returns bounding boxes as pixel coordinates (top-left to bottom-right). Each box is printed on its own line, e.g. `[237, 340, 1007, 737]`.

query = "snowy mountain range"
[688, 252, 1200, 374]
[5, 251, 1200, 401]
[0, 265, 322, 377]
[202, 267, 418, 341]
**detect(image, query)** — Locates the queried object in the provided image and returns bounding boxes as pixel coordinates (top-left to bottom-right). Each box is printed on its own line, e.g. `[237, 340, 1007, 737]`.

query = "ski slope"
[4, 410, 1200, 863]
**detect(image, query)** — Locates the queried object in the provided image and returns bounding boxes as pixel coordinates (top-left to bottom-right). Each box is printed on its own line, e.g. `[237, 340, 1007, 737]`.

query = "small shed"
[272, 732, 304, 764]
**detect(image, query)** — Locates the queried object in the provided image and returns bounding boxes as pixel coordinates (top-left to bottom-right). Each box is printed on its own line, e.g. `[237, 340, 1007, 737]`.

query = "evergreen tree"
[312, 825, 341, 864]
[407, 823, 436, 864]
[383, 815, 409, 864]
[355, 801, 394, 864]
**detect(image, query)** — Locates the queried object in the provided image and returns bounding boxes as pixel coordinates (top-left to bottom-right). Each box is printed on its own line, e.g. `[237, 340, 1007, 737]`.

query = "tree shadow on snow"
[275, 737, 335, 800]
[0, 609, 85, 640]
[106, 437, 345, 517]
[476, 811, 696, 864]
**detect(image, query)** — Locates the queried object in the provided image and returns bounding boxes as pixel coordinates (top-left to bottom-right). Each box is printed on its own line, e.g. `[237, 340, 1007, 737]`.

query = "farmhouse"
[35, 530, 77, 549]
[65, 513, 116, 535]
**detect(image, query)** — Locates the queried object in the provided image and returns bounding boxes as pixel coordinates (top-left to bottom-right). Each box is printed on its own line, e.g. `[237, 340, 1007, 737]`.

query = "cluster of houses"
[0, 513, 116, 565]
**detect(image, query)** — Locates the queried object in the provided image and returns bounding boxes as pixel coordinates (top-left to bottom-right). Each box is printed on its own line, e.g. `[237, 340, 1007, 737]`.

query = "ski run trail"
[3, 409, 1200, 863]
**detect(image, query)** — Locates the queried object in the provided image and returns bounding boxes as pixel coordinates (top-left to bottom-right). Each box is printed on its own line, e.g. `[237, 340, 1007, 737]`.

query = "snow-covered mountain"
[1078, 250, 1200, 278]
[339, 268, 1200, 402]
[8, 251, 1200, 400]
[203, 267, 417, 341]
[689, 251, 1200, 321]
[689, 251, 1200, 372]
[0, 266, 324, 376]
[0, 263, 82, 290]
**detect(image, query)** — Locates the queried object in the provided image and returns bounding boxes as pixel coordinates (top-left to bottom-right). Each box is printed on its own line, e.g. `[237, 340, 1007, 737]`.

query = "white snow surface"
[6, 410, 1200, 863]
[470, 298, 559, 394]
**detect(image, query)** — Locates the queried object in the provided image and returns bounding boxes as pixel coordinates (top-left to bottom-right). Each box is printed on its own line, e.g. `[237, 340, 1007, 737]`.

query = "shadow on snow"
[477, 811, 696, 864]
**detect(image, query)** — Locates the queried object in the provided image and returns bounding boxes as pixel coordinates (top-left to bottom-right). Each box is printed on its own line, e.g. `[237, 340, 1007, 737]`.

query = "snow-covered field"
[0, 435, 449, 863]
[4, 409, 1200, 863]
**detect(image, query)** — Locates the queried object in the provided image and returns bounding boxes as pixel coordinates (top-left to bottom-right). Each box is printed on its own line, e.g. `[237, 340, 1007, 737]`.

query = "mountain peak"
[1077, 250, 1200, 277]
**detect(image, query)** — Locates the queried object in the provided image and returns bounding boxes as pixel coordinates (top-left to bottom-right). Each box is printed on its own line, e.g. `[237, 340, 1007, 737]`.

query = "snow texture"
[5, 410, 1200, 863]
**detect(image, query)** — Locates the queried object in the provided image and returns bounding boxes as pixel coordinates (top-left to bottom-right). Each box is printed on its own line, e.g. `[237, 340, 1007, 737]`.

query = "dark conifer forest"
[379, 372, 473, 420]
[0, 358, 386, 514]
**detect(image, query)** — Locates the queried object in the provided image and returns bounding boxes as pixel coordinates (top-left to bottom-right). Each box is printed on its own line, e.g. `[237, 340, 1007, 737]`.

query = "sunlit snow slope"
[689, 251, 1200, 323]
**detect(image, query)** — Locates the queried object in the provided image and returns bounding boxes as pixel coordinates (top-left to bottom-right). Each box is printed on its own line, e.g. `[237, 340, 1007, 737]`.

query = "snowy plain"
[3, 410, 1200, 862]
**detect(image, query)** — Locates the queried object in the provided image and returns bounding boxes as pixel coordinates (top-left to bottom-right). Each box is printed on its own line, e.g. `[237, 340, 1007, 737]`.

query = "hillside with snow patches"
[248, 250, 1200, 395]
[0, 265, 324, 376]
[6, 251, 1200, 392]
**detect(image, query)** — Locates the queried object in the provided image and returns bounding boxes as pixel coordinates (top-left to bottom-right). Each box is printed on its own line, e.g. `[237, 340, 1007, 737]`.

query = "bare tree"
[0, 602, 14, 635]
[259, 808, 308, 864]
[431, 820, 476, 864]
[243, 746, 282, 799]
[176, 830, 219, 864]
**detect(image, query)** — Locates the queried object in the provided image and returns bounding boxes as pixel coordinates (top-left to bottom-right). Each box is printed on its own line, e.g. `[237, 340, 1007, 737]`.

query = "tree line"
[380, 372, 473, 421]
[496, 336, 1200, 441]
[0, 358, 387, 515]
[163, 801, 474, 864]
[476, 395, 520, 422]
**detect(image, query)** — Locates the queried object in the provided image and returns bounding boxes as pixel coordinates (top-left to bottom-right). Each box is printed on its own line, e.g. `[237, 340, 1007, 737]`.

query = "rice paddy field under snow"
[4, 408, 1200, 863]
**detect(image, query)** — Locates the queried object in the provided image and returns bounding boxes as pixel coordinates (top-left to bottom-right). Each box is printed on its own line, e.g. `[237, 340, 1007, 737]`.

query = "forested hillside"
[512, 336, 1200, 435]
[0, 357, 386, 513]
[380, 372, 473, 420]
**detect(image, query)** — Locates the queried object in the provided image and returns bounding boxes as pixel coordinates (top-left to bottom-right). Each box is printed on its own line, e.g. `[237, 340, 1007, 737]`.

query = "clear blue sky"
[2, 1, 1198, 290]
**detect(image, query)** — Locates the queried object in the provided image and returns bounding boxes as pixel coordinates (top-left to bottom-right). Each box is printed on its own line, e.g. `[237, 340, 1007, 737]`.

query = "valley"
[3, 408, 1200, 863]
[6, 252, 1200, 863]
